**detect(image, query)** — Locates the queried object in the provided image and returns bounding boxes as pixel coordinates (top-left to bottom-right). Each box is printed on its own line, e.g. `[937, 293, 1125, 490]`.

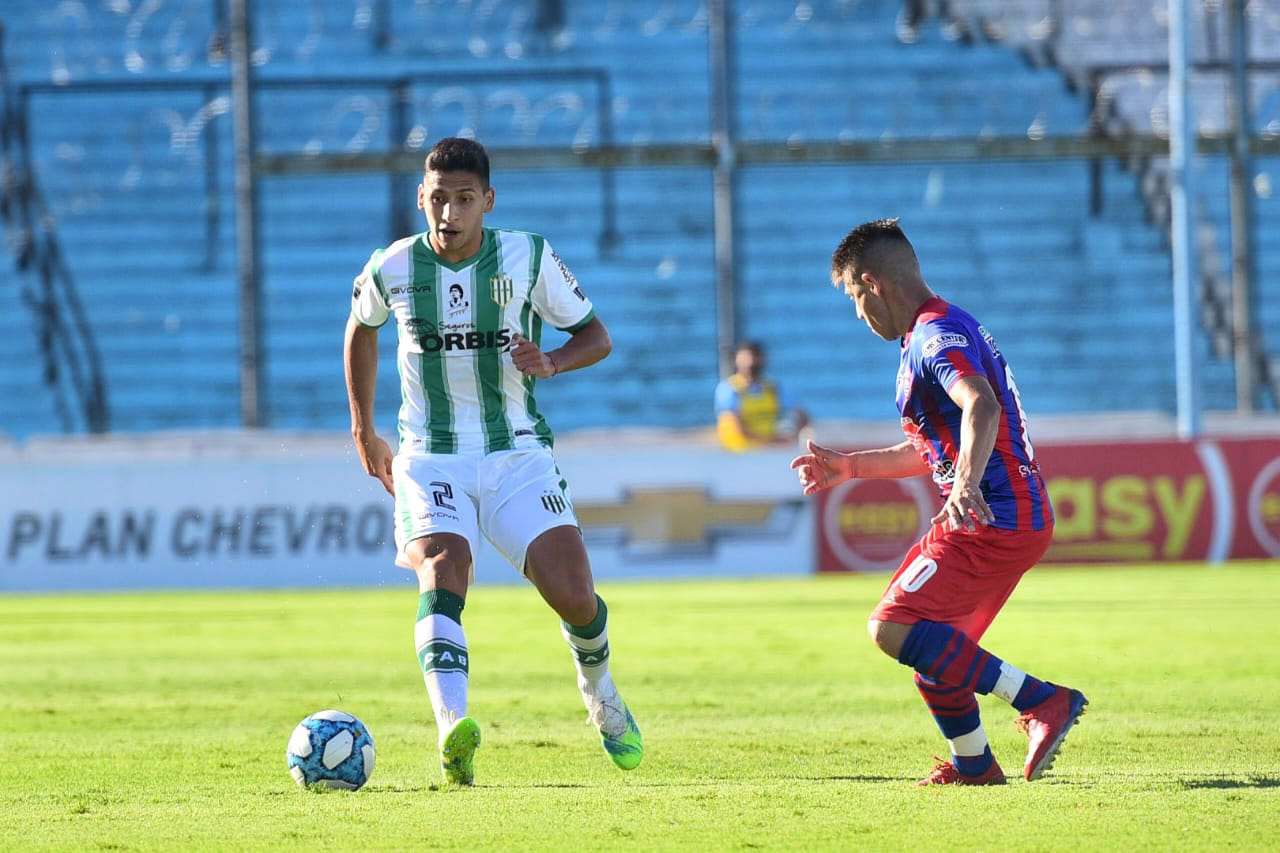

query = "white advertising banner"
[0, 434, 811, 591]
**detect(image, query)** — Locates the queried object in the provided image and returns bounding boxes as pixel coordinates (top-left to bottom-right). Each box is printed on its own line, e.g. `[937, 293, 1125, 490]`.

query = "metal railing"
[0, 22, 108, 433]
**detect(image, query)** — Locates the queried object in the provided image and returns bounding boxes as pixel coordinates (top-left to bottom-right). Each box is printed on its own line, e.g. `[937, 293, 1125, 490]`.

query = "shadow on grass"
[359, 782, 592, 792]
[351, 774, 930, 792]
[493, 777, 921, 789]
[1180, 775, 1280, 790]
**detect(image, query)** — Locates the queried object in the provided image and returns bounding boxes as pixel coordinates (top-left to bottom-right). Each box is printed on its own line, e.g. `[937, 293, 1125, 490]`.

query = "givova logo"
[550, 248, 579, 289]
[418, 639, 469, 674]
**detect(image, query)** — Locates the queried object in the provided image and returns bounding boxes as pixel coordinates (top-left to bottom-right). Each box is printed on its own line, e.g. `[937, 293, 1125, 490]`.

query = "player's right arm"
[721, 409, 759, 442]
[790, 439, 929, 496]
[344, 316, 394, 496]
[345, 254, 394, 496]
[714, 383, 759, 444]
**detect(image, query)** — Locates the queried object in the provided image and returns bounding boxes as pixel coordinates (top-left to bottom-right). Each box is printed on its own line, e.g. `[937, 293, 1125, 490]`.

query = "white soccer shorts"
[391, 444, 579, 576]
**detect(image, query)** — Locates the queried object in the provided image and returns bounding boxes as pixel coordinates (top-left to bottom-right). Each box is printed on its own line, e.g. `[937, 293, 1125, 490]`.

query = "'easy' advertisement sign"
[817, 437, 1280, 571]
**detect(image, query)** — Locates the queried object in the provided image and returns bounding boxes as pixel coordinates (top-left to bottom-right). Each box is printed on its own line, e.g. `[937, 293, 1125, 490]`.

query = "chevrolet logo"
[576, 488, 788, 549]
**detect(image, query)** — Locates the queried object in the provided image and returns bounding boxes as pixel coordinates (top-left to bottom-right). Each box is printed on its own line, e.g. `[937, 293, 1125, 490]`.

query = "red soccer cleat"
[916, 756, 1007, 786]
[1016, 684, 1089, 781]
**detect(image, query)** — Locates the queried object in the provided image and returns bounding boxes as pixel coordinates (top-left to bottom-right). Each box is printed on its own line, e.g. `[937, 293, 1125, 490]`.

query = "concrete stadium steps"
[94, 390, 240, 431]
[733, 11, 1089, 141]
[3, 1, 388, 83]
[933, 0, 1278, 404]
[733, 150, 1228, 420]
[737, 161, 1096, 216]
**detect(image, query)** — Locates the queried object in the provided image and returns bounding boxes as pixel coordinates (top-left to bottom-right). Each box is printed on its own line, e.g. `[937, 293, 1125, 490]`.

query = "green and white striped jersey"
[351, 227, 595, 454]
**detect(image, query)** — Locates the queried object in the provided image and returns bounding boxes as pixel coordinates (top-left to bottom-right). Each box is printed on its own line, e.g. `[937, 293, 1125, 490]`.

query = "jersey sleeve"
[351, 249, 390, 328]
[917, 319, 988, 391]
[714, 380, 740, 414]
[532, 240, 595, 332]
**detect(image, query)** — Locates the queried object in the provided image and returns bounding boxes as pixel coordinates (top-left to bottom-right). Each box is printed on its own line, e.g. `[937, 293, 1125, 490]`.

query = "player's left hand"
[932, 482, 994, 532]
[790, 440, 852, 496]
[509, 332, 558, 379]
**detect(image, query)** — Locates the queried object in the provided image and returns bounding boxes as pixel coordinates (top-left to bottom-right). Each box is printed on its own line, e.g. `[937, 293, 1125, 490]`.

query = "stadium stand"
[943, 0, 1280, 406]
[0, 0, 1275, 440]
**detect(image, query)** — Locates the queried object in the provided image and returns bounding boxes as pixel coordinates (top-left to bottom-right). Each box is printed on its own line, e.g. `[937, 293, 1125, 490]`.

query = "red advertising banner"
[816, 436, 1280, 572]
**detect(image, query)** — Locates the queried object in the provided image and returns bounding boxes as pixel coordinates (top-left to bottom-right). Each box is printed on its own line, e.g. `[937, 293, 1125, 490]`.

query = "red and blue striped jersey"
[896, 297, 1053, 531]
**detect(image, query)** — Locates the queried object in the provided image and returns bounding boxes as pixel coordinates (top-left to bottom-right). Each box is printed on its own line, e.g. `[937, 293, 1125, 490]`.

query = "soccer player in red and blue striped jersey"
[792, 218, 1087, 785]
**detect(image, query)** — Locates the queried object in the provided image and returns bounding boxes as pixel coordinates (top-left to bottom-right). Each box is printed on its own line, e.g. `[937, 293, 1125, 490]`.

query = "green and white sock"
[414, 589, 469, 734]
[560, 594, 615, 699]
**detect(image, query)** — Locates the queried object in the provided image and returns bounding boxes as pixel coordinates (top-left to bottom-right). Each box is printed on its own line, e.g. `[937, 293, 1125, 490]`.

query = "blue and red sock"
[899, 621, 1055, 711]
[915, 673, 994, 776]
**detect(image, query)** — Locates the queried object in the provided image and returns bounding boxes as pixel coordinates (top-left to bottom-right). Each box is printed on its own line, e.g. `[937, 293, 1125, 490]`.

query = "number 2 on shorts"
[429, 481, 456, 511]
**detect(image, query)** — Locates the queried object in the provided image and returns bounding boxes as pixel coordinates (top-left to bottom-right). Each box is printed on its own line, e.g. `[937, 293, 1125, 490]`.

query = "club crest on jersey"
[490, 273, 515, 307]
[896, 362, 912, 395]
[540, 491, 568, 515]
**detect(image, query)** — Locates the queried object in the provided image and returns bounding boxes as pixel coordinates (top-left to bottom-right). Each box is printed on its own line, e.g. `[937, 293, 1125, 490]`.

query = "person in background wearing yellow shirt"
[715, 341, 810, 452]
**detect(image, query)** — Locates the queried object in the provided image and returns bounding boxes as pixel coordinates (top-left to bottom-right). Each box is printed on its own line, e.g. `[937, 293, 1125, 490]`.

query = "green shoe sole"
[440, 716, 481, 786]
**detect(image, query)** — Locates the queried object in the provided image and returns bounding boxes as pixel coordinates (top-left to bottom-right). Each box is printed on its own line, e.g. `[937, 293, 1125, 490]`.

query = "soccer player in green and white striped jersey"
[343, 137, 642, 786]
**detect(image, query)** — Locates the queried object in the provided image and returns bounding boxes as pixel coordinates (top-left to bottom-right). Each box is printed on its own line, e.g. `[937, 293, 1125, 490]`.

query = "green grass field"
[2, 562, 1278, 851]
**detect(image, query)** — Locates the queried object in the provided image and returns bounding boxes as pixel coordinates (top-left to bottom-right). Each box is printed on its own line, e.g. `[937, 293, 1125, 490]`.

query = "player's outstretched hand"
[790, 439, 853, 496]
[931, 482, 994, 532]
[355, 431, 395, 496]
[509, 332, 557, 379]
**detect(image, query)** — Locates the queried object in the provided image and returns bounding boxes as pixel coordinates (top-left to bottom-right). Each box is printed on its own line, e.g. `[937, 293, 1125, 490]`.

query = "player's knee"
[525, 527, 597, 623]
[405, 534, 471, 578]
[541, 576, 597, 626]
[866, 618, 885, 648]
[867, 619, 905, 658]
[559, 588, 598, 627]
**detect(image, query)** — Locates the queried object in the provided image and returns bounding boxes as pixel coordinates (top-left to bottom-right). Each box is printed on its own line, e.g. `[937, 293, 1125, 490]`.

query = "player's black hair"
[830, 217, 916, 285]
[735, 340, 766, 357]
[425, 137, 490, 189]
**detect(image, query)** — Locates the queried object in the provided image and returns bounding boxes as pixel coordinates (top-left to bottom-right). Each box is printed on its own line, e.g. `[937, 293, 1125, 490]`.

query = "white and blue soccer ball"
[286, 710, 376, 791]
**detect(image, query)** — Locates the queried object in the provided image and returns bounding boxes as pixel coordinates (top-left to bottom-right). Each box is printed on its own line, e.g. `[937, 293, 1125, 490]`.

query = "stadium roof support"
[1169, 0, 1202, 439]
[708, 0, 739, 381]
[229, 0, 264, 428]
[1227, 0, 1257, 413]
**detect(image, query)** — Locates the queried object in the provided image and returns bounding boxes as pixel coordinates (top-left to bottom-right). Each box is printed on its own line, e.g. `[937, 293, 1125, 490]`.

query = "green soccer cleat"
[439, 716, 481, 786]
[603, 705, 644, 771]
[589, 695, 644, 771]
